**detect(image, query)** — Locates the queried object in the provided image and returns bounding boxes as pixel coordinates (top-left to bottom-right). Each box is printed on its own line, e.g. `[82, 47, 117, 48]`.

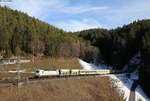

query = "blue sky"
[0, 0, 150, 32]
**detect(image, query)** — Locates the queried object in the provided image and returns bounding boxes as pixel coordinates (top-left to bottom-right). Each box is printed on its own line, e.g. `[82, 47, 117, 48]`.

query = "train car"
[35, 69, 59, 77]
[79, 70, 97, 75]
[79, 69, 111, 75]
[34, 69, 112, 77]
[71, 69, 80, 75]
[60, 69, 70, 76]
[96, 70, 112, 74]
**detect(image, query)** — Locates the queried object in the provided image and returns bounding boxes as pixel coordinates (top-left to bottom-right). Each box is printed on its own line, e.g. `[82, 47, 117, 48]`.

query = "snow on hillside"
[123, 52, 141, 72]
[109, 74, 132, 101]
[78, 59, 112, 70]
[78, 59, 150, 101]
[109, 73, 149, 101]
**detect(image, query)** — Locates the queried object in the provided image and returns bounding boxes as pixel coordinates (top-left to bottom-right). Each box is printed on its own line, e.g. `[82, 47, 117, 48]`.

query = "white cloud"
[0, 0, 108, 31]
[1, 0, 150, 30]
[56, 19, 104, 32]
[8, 0, 65, 17]
[0, 0, 108, 17]
[105, 0, 150, 27]
[62, 5, 109, 14]
[0, 0, 66, 18]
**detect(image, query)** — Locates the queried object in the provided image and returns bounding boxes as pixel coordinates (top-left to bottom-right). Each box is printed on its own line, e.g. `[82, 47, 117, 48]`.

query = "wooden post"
[17, 56, 21, 88]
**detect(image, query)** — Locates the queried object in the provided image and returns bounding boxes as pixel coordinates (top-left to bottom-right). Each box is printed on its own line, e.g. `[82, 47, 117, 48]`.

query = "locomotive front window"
[36, 71, 39, 73]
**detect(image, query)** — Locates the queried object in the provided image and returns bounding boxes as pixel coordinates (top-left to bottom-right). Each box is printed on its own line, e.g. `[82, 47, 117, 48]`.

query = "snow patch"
[78, 58, 150, 101]
[109, 73, 150, 101]
[8, 70, 25, 73]
[136, 86, 150, 101]
[109, 74, 132, 101]
[78, 59, 112, 70]
[78, 59, 94, 70]
[130, 52, 141, 64]
[123, 52, 141, 72]
[130, 71, 139, 80]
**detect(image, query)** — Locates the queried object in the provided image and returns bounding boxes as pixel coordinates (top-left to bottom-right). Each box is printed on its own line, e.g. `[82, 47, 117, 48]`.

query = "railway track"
[129, 80, 139, 101]
[0, 73, 115, 87]
[0, 71, 127, 87]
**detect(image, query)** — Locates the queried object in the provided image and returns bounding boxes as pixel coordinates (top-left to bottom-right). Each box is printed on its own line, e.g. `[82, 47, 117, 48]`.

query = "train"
[35, 69, 112, 77]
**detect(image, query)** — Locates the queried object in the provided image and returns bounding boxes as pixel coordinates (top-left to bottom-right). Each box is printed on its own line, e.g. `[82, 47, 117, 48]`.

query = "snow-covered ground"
[78, 59, 112, 70]
[8, 69, 25, 73]
[78, 59, 150, 101]
[110, 73, 149, 101]
[123, 52, 141, 72]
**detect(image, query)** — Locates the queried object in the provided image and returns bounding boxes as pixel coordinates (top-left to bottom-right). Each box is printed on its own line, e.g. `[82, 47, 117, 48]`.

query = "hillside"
[77, 20, 150, 97]
[0, 6, 99, 61]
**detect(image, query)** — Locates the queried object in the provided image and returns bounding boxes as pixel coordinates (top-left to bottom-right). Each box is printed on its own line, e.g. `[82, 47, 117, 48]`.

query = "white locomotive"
[35, 69, 59, 77]
[35, 69, 111, 77]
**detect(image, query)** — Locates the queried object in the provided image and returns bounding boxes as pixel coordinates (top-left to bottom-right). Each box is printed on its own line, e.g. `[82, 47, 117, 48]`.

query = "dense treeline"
[139, 20, 150, 97]
[0, 6, 63, 56]
[77, 20, 150, 97]
[0, 6, 100, 62]
[78, 20, 150, 69]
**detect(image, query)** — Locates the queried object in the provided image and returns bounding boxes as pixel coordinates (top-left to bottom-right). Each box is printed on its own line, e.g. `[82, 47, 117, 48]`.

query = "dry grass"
[0, 73, 34, 80]
[0, 57, 81, 72]
[0, 76, 124, 101]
